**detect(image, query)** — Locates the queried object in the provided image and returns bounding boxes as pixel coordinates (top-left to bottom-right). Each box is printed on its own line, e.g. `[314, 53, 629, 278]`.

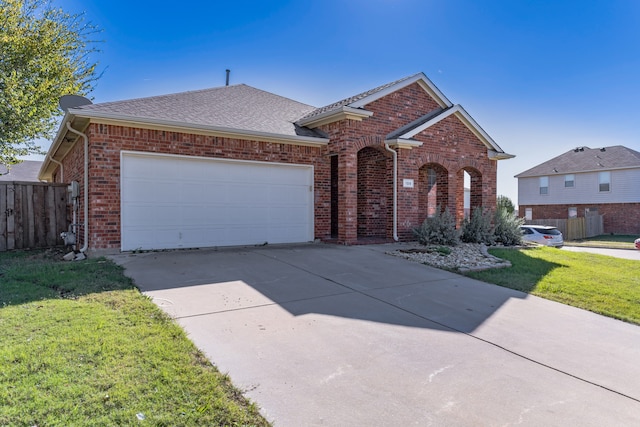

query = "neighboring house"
[38, 72, 514, 253]
[0, 160, 43, 182]
[516, 145, 640, 235]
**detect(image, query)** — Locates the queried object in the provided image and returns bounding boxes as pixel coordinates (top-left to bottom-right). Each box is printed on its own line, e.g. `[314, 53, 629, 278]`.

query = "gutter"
[384, 143, 399, 241]
[48, 158, 63, 182]
[38, 113, 73, 181]
[68, 109, 330, 146]
[65, 122, 89, 253]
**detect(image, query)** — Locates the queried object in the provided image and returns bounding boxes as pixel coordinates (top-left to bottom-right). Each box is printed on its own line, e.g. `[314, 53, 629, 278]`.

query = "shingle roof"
[0, 160, 43, 181]
[515, 146, 640, 178]
[299, 73, 422, 121]
[73, 84, 323, 138]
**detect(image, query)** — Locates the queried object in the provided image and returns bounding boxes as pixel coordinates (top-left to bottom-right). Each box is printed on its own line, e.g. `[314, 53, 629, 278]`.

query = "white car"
[520, 225, 564, 247]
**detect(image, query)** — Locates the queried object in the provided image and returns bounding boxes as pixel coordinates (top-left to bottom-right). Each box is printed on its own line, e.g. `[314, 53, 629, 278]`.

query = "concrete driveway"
[111, 243, 640, 426]
[562, 245, 640, 261]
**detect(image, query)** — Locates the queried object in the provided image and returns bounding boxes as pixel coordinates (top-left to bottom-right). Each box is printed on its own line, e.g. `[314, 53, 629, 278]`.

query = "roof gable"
[297, 73, 452, 127]
[515, 146, 640, 178]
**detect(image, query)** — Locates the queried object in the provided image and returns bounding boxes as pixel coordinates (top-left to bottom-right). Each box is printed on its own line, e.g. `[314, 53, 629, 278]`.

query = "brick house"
[516, 145, 640, 235]
[38, 73, 514, 253]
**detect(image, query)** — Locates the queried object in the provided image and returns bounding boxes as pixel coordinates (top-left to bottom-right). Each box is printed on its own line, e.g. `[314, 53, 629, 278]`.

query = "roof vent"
[600, 147, 606, 152]
[225, 69, 230, 86]
[574, 147, 585, 152]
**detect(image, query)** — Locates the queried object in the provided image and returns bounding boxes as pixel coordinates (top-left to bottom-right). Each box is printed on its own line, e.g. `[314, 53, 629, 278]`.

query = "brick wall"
[54, 81, 501, 250]
[357, 146, 391, 238]
[60, 124, 329, 250]
[317, 82, 498, 243]
[520, 203, 640, 235]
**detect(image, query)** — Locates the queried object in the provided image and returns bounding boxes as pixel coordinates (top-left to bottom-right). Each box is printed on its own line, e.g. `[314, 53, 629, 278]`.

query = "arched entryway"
[418, 163, 448, 223]
[457, 167, 483, 223]
[357, 146, 392, 239]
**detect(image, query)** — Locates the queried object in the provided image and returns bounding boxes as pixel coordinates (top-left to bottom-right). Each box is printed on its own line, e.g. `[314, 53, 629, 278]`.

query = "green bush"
[493, 207, 525, 246]
[413, 207, 459, 246]
[461, 207, 495, 245]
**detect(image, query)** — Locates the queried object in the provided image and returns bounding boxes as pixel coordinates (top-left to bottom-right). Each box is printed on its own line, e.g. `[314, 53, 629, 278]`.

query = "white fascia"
[349, 72, 453, 110]
[38, 113, 73, 181]
[69, 109, 330, 147]
[399, 104, 514, 158]
[296, 106, 374, 128]
[384, 138, 423, 150]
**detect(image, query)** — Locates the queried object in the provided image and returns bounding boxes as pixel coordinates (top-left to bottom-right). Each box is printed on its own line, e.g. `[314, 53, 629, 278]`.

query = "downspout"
[65, 122, 89, 253]
[49, 158, 63, 182]
[384, 143, 399, 241]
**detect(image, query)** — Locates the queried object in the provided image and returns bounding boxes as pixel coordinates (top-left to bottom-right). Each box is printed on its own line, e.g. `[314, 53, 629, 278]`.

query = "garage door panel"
[121, 153, 313, 251]
[124, 180, 181, 203]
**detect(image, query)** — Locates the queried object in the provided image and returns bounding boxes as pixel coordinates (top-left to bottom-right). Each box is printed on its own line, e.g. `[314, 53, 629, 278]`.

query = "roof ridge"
[515, 145, 640, 177]
[299, 73, 423, 121]
[76, 84, 246, 109]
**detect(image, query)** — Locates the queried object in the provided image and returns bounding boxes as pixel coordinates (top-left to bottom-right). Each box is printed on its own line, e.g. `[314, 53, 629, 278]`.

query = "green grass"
[0, 249, 269, 426]
[566, 234, 638, 249]
[465, 247, 640, 325]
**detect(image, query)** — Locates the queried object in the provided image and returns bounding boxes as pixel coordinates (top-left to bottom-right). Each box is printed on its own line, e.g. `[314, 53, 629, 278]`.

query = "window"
[598, 171, 610, 192]
[564, 174, 575, 188]
[568, 207, 577, 218]
[539, 176, 549, 195]
[525, 208, 532, 220]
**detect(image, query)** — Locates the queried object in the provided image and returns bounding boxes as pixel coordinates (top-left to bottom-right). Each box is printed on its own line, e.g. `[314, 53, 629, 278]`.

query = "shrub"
[493, 207, 525, 246]
[461, 207, 495, 245]
[413, 207, 459, 246]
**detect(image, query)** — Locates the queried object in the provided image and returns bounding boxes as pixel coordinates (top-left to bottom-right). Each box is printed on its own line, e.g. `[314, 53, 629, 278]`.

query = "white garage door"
[120, 152, 314, 251]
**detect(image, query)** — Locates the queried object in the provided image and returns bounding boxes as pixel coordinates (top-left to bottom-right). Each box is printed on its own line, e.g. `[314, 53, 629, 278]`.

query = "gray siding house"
[516, 145, 640, 235]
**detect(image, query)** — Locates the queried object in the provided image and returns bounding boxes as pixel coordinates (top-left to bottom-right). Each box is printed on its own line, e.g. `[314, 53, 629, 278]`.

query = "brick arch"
[415, 152, 457, 175]
[354, 135, 386, 152]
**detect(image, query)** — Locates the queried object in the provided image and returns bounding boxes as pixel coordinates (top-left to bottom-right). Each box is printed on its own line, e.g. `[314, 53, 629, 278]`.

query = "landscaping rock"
[388, 243, 511, 272]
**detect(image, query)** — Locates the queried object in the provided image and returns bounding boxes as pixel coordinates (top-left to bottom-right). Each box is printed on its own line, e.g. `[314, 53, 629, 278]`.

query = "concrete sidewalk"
[112, 243, 640, 426]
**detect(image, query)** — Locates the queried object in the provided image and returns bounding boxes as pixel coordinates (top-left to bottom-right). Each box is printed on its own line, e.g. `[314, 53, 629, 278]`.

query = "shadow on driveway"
[111, 243, 529, 334]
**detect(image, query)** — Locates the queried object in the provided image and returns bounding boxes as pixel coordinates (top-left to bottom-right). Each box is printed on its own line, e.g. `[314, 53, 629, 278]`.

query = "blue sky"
[41, 0, 640, 203]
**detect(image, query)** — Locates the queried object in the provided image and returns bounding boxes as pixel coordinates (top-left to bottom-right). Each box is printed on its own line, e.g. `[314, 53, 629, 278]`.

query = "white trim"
[120, 149, 316, 170]
[296, 106, 373, 128]
[120, 150, 315, 251]
[38, 113, 73, 181]
[349, 73, 452, 109]
[68, 109, 330, 146]
[384, 138, 423, 149]
[398, 104, 513, 157]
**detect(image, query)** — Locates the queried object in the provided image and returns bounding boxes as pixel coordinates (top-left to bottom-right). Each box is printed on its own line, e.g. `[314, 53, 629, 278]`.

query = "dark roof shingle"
[299, 73, 422, 121]
[0, 160, 43, 182]
[74, 84, 322, 137]
[515, 146, 640, 177]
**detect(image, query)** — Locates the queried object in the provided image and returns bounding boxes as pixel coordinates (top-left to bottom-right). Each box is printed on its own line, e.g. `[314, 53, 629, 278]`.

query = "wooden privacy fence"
[526, 214, 604, 241]
[0, 182, 68, 251]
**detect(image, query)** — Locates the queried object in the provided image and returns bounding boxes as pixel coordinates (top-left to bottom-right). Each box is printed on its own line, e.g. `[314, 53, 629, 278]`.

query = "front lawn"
[464, 247, 640, 325]
[0, 250, 269, 426]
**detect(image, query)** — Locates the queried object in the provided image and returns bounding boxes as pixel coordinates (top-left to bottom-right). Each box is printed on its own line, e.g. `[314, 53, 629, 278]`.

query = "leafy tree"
[0, 0, 100, 165]
[497, 195, 516, 214]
